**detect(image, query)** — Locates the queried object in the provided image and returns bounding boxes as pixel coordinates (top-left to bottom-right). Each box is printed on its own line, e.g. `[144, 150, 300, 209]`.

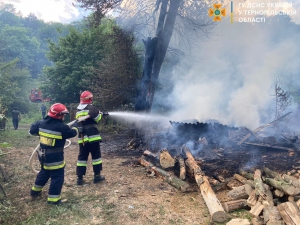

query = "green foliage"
[0, 24, 40, 74]
[0, 59, 30, 113]
[42, 19, 141, 109]
[0, 3, 83, 78]
[91, 22, 141, 111]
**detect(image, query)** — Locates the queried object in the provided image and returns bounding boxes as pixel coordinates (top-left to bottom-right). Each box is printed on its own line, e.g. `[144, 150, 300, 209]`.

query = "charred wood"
[243, 142, 294, 152]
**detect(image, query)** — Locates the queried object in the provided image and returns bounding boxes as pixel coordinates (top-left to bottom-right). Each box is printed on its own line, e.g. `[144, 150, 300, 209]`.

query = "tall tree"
[42, 20, 140, 108]
[75, 0, 214, 112]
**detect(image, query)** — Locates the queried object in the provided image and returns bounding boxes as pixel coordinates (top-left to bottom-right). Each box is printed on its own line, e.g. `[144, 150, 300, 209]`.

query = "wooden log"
[244, 142, 294, 152]
[263, 206, 284, 225]
[252, 217, 264, 225]
[233, 174, 255, 188]
[254, 169, 267, 199]
[264, 178, 300, 196]
[138, 156, 190, 192]
[226, 218, 251, 225]
[274, 190, 285, 198]
[239, 170, 254, 180]
[223, 199, 248, 212]
[227, 184, 253, 200]
[277, 202, 300, 225]
[263, 167, 285, 183]
[176, 156, 186, 180]
[282, 174, 300, 188]
[159, 149, 175, 168]
[262, 189, 274, 207]
[237, 112, 291, 145]
[266, 221, 285, 225]
[183, 146, 227, 223]
[250, 201, 265, 217]
[247, 189, 258, 207]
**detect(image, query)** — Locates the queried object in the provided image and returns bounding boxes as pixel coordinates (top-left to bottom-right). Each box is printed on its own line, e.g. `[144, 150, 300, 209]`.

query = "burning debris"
[131, 111, 300, 224]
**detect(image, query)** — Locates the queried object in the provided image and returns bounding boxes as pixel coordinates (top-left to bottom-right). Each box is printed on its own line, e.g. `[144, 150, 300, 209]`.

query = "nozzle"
[102, 112, 109, 116]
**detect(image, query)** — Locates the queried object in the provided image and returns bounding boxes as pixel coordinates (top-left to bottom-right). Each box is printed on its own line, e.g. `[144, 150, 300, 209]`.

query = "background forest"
[0, 3, 141, 117]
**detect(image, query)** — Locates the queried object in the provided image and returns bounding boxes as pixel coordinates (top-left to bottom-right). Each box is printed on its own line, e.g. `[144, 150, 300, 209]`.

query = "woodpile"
[225, 168, 300, 225]
[134, 112, 300, 224]
[138, 146, 300, 224]
[140, 146, 228, 223]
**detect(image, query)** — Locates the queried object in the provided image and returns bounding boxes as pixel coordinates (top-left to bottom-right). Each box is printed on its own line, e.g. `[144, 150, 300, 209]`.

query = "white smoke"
[164, 17, 300, 129]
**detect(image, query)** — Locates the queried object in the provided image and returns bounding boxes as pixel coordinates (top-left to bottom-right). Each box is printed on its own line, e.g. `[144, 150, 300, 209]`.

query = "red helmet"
[80, 91, 93, 104]
[47, 103, 69, 119]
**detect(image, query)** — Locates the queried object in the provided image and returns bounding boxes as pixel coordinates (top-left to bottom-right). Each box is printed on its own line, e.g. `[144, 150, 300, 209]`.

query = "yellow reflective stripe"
[89, 136, 102, 142]
[92, 159, 102, 165]
[72, 127, 78, 134]
[77, 163, 87, 167]
[94, 113, 102, 122]
[78, 137, 89, 144]
[39, 131, 62, 139]
[76, 111, 88, 119]
[32, 186, 43, 191]
[48, 195, 61, 202]
[43, 161, 66, 170]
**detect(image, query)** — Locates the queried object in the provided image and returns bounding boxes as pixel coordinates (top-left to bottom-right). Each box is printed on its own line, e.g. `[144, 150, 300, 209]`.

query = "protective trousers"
[30, 167, 64, 204]
[76, 142, 102, 176]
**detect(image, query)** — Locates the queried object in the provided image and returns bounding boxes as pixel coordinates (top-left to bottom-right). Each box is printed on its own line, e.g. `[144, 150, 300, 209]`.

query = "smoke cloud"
[159, 16, 300, 129]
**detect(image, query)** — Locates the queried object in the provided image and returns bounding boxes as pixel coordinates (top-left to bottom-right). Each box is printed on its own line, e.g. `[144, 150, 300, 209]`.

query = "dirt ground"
[0, 128, 232, 225]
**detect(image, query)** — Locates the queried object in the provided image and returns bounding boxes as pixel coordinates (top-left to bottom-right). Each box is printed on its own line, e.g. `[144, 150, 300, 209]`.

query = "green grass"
[0, 129, 38, 148]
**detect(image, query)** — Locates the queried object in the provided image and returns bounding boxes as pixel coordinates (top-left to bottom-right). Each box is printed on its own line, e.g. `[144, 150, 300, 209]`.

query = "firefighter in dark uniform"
[76, 91, 105, 185]
[29, 103, 78, 205]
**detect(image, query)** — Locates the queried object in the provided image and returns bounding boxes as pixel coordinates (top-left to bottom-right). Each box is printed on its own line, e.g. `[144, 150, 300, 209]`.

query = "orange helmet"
[47, 103, 69, 119]
[80, 91, 93, 104]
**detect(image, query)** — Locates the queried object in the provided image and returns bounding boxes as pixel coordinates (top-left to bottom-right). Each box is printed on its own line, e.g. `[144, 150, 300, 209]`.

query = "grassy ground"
[0, 115, 252, 225]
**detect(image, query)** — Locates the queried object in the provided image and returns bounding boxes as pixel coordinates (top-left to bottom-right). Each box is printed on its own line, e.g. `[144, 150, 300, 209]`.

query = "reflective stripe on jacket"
[76, 104, 102, 144]
[29, 116, 77, 170]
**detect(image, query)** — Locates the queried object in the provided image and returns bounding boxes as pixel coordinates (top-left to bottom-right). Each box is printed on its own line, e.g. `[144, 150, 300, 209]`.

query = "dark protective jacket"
[11, 110, 20, 120]
[29, 116, 77, 170]
[75, 104, 102, 144]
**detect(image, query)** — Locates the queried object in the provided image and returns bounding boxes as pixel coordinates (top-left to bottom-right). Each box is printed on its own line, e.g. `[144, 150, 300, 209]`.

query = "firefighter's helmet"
[80, 91, 93, 104]
[47, 103, 69, 119]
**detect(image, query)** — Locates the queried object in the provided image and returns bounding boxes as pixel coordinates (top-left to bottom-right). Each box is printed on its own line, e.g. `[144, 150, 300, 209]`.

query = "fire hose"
[29, 115, 90, 174]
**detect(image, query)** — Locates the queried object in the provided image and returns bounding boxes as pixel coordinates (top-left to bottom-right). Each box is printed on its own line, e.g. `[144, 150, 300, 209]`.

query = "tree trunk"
[148, 0, 181, 109]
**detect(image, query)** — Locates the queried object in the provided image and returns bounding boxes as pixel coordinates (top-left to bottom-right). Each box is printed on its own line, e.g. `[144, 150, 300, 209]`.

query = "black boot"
[77, 176, 84, 185]
[94, 174, 105, 183]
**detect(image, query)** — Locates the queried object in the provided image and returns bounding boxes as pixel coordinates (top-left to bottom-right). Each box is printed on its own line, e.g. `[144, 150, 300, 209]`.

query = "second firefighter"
[75, 91, 105, 185]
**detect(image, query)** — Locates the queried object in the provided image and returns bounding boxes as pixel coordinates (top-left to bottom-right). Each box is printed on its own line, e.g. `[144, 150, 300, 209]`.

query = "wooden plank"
[244, 142, 294, 152]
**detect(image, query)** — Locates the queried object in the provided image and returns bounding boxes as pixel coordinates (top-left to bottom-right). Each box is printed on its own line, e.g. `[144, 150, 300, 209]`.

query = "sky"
[1, 0, 89, 23]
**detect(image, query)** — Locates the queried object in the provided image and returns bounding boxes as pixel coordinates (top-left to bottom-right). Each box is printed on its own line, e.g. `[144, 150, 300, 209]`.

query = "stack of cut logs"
[139, 146, 300, 224]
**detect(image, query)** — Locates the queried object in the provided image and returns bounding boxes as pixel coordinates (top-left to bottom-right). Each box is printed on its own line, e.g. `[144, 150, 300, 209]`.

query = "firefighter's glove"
[71, 121, 83, 133]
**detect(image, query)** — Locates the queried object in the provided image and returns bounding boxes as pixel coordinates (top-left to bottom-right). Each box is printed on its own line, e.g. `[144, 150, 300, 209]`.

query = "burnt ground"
[1, 125, 300, 224]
